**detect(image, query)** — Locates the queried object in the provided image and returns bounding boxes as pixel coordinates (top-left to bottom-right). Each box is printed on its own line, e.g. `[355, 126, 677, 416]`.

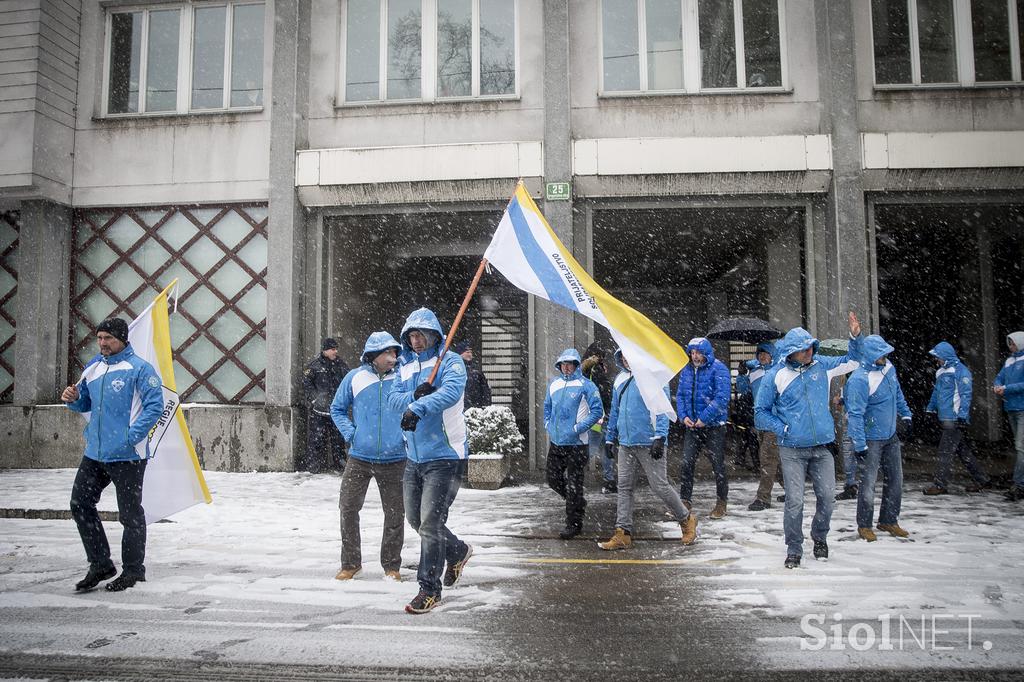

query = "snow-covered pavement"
[1, 469, 1022, 678]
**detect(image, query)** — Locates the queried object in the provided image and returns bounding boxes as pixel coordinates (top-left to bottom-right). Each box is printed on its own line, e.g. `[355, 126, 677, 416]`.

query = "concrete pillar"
[817, 0, 870, 338]
[974, 225, 1001, 442]
[13, 200, 72, 404]
[766, 220, 804, 333]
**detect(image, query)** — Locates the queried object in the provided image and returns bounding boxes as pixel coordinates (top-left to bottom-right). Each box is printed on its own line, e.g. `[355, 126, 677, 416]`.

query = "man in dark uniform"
[454, 340, 491, 409]
[301, 338, 349, 473]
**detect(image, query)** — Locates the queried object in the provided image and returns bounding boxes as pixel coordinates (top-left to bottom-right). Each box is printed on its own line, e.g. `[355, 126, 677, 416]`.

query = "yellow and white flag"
[484, 183, 689, 419]
[128, 280, 212, 523]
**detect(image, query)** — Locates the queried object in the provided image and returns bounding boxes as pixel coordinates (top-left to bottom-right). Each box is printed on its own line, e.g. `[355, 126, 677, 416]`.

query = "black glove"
[896, 419, 913, 441]
[414, 382, 436, 400]
[649, 437, 665, 460]
[605, 442, 618, 461]
[401, 410, 420, 431]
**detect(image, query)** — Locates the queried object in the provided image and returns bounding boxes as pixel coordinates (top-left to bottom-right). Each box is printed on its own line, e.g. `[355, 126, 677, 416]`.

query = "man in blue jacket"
[676, 337, 732, 519]
[543, 348, 603, 539]
[755, 312, 863, 568]
[739, 342, 782, 511]
[844, 335, 913, 542]
[598, 350, 696, 550]
[331, 332, 406, 582]
[387, 308, 471, 614]
[994, 331, 1024, 501]
[924, 341, 991, 495]
[61, 317, 164, 592]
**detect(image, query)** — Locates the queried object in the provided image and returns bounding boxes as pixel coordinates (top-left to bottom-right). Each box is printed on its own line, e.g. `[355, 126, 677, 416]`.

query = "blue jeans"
[779, 445, 835, 557]
[855, 436, 903, 528]
[679, 426, 728, 503]
[588, 428, 615, 483]
[1008, 411, 1024, 488]
[841, 435, 857, 487]
[403, 459, 467, 596]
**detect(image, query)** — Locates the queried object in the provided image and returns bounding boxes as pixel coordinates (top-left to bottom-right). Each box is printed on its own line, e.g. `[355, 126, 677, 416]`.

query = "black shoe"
[601, 482, 617, 494]
[75, 565, 116, 592]
[747, 499, 771, 511]
[1005, 486, 1024, 502]
[776, 494, 786, 502]
[443, 544, 473, 588]
[813, 540, 829, 561]
[559, 525, 582, 540]
[835, 484, 858, 501]
[104, 573, 144, 592]
[405, 590, 441, 614]
[965, 481, 992, 493]
[784, 555, 801, 569]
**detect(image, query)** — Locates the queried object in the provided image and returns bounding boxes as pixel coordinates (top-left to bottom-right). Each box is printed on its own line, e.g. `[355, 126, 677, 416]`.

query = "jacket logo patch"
[111, 379, 126, 393]
[962, 377, 970, 384]
[148, 376, 161, 388]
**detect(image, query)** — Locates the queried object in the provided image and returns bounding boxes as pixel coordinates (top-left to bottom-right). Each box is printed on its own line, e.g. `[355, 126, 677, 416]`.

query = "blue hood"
[776, 327, 819, 364]
[613, 348, 627, 372]
[554, 348, 583, 376]
[400, 308, 446, 353]
[755, 341, 777, 365]
[929, 341, 960, 367]
[686, 337, 716, 366]
[862, 335, 895, 367]
[361, 331, 402, 364]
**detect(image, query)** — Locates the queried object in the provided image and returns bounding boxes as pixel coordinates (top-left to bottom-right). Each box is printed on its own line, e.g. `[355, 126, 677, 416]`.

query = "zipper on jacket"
[377, 377, 383, 459]
[97, 362, 110, 455]
[801, 366, 819, 445]
[554, 377, 566, 443]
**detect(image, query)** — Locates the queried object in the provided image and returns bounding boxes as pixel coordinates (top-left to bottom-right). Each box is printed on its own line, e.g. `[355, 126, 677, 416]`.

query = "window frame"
[336, 0, 521, 106]
[100, 1, 266, 118]
[597, 0, 790, 96]
[871, 0, 1024, 89]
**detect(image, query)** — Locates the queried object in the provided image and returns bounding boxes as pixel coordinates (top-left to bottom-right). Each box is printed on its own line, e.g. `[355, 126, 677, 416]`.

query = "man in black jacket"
[454, 340, 491, 409]
[301, 338, 349, 472]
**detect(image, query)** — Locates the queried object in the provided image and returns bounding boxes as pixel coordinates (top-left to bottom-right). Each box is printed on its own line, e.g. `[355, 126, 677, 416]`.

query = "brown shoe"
[877, 523, 910, 538]
[598, 528, 633, 551]
[710, 499, 727, 519]
[857, 527, 877, 542]
[334, 566, 361, 581]
[923, 486, 948, 495]
[680, 514, 698, 545]
[384, 570, 402, 582]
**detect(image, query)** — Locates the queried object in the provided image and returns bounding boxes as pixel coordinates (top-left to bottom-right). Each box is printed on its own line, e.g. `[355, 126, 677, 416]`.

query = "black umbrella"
[705, 318, 783, 344]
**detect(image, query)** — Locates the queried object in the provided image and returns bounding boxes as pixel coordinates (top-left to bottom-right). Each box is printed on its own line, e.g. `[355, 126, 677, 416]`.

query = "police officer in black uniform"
[301, 338, 349, 472]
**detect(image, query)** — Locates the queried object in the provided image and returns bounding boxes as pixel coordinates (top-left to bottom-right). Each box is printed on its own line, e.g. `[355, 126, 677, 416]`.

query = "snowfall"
[1, 467, 1023, 677]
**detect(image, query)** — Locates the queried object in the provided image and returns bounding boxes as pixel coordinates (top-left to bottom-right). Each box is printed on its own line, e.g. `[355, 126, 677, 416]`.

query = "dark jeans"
[70, 456, 148, 578]
[934, 420, 989, 488]
[403, 459, 467, 596]
[303, 412, 345, 473]
[679, 426, 728, 503]
[856, 435, 903, 528]
[546, 444, 588, 529]
[340, 458, 406, 571]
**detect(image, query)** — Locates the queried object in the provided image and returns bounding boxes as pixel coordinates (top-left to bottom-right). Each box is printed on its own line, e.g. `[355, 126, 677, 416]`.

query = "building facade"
[1, 0, 1022, 471]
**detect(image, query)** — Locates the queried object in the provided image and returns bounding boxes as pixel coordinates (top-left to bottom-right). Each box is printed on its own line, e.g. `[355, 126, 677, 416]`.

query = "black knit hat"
[96, 317, 129, 345]
[322, 337, 339, 351]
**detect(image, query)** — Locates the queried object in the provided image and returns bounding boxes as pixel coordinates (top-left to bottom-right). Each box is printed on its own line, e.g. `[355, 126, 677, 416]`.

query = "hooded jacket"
[330, 332, 406, 464]
[386, 308, 468, 462]
[844, 335, 912, 451]
[543, 348, 603, 446]
[754, 328, 863, 448]
[926, 342, 972, 422]
[736, 341, 776, 398]
[65, 344, 165, 462]
[605, 349, 669, 446]
[995, 331, 1024, 413]
[675, 337, 731, 426]
[303, 353, 349, 416]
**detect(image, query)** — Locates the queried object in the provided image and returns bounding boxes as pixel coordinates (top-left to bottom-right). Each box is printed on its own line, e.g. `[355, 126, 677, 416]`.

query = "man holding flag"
[62, 317, 164, 592]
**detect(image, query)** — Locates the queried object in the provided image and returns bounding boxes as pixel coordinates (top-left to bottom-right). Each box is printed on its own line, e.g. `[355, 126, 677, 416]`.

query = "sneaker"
[776, 494, 786, 502]
[710, 499, 728, 519]
[857, 527, 877, 542]
[813, 540, 829, 561]
[442, 544, 473, 587]
[104, 573, 144, 592]
[747, 499, 771, 511]
[384, 570, 402, 582]
[876, 523, 909, 538]
[74, 565, 116, 592]
[784, 555, 801, 569]
[680, 514, 698, 546]
[405, 590, 441, 614]
[558, 525, 582, 540]
[598, 528, 632, 551]
[923, 485, 948, 496]
[335, 567, 361, 581]
[601, 482, 617, 494]
[835, 484, 858, 501]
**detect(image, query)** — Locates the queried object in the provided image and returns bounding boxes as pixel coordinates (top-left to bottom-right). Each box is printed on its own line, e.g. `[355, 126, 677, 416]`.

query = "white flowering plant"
[465, 406, 524, 458]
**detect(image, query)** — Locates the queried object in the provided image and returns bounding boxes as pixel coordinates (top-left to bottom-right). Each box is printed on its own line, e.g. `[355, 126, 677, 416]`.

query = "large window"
[600, 0, 786, 94]
[104, 3, 265, 115]
[340, 0, 518, 103]
[871, 0, 1024, 86]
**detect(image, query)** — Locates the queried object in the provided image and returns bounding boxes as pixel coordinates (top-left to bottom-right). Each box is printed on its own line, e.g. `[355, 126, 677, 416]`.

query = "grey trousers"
[616, 444, 690, 533]
[339, 457, 406, 571]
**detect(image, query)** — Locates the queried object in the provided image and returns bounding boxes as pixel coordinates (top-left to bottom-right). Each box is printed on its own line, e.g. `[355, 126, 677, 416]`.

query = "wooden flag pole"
[425, 257, 489, 385]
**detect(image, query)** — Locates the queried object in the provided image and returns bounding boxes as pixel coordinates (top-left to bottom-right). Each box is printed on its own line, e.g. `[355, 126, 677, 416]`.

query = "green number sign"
[545, 182, 571, 201]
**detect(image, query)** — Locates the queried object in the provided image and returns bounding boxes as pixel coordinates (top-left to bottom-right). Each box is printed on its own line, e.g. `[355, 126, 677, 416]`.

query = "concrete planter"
[466, 452, 511, 490]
